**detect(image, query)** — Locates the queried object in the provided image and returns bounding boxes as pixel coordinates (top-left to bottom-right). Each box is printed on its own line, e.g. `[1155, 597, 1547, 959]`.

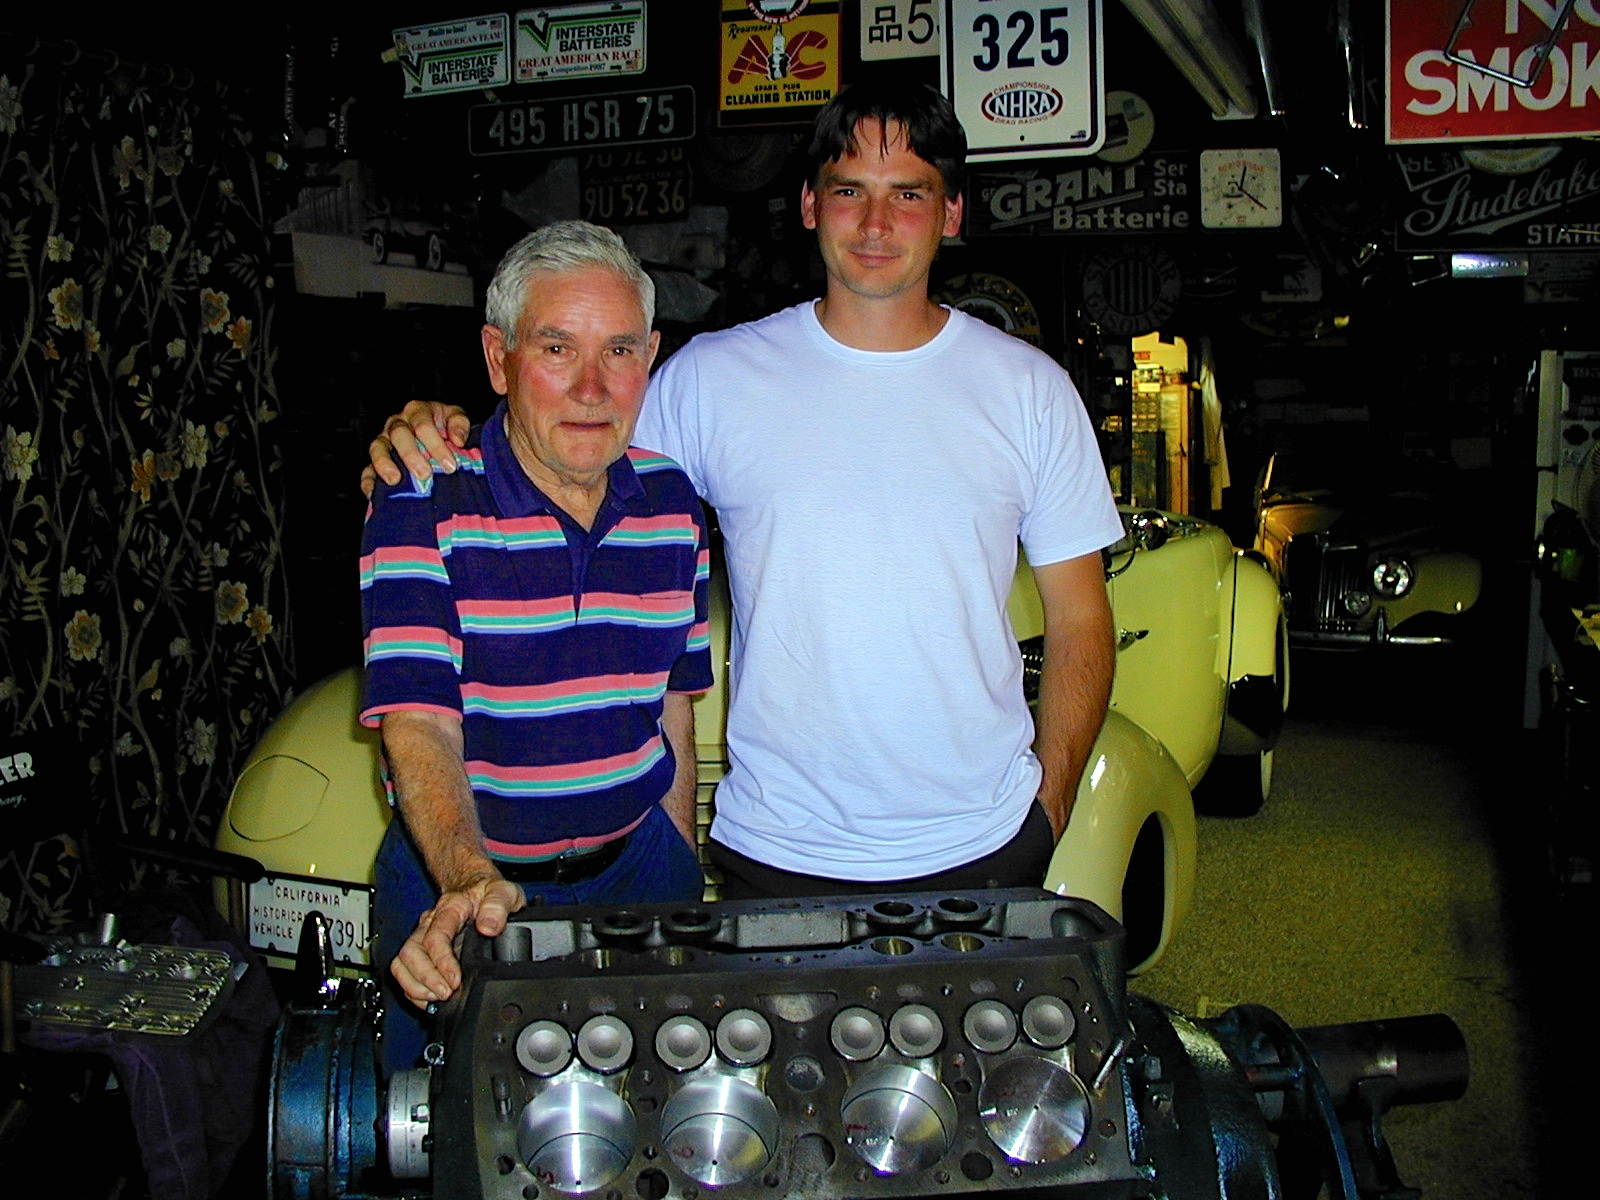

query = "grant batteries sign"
[968, 153, 1195, 235]
[1387, 0, 1600, 142]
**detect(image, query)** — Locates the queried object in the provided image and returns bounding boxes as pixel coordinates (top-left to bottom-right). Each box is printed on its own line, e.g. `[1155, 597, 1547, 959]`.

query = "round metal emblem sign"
[746, 0, 810, 22]
[1080, 245, 1182, 338]
[935, 273, 1043, 346]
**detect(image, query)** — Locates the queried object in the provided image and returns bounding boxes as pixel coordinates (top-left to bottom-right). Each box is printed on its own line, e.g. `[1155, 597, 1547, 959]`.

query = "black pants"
[708, 801, 1056, 900]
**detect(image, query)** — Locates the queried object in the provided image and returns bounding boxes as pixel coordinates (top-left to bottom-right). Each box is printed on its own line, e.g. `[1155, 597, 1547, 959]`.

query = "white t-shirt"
[634, 302, 1122, 879]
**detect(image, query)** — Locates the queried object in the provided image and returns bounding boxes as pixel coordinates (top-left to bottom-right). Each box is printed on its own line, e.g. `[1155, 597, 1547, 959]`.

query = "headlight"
[1371, 555, 1414, 599]
[1341, 589, 1372, 617]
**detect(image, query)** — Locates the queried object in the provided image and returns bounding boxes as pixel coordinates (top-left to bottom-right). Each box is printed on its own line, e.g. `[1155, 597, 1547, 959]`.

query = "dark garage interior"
[1, 3, 1594, 1198]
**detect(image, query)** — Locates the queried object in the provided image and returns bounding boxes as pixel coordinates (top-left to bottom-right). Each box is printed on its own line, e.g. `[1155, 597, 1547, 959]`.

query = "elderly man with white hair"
[359, 220, 711, 1071]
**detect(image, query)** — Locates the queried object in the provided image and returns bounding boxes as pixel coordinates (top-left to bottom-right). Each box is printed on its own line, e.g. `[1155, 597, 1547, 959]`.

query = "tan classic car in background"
[1254, 446, 1483, 650]
[216, 509, 1284, 979]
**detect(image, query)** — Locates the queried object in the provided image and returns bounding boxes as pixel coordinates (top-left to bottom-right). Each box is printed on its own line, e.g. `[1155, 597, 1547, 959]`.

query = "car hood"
[1262, 492, 1457, 551]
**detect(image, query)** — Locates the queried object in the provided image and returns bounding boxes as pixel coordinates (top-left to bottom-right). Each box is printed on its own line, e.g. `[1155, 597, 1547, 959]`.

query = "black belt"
[496, 832, 631, 885]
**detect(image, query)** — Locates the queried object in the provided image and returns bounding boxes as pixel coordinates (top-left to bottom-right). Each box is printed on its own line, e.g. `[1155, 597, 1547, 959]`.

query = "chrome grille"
[1286, 535, 1365, 632]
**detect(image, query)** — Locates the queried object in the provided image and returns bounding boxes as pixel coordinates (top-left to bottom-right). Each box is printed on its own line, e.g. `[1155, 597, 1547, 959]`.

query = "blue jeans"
[374, 804, 703, 1075]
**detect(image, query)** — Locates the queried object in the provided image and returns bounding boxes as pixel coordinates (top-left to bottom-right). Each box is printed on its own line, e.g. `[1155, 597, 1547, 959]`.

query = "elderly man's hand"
[390, 875, 525, 1009]
[362, 401, 473, 497]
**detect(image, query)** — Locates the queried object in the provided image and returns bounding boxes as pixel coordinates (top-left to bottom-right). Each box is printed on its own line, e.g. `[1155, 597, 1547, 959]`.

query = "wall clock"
[1199, 148, 1283, 229]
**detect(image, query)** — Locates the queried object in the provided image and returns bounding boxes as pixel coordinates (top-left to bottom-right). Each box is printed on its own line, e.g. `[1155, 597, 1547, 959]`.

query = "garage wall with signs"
[17, 2, 1599, 692]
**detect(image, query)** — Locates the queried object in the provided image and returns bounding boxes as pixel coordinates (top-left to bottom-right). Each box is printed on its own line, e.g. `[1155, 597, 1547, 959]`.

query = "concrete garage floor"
[1135, 644, 1584, 1199]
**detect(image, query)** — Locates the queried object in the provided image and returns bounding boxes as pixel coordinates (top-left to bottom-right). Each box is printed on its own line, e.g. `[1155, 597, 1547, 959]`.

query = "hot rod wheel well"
[1046, 709, 1196, 975]
[1203, 612, 1289, 818]
[1120, 816, 1166, 967]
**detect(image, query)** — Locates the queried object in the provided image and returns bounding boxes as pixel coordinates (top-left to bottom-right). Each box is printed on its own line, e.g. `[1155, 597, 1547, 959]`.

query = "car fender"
[1013, 521, 1232, 791]
[1406, 549, 1483, 619]
[214, 667, 390, 897]
[1226, 552, 1282, 681]
[1218, 552, 1288, 755]
[1105, 527, 1230, 788]
[1044, 708, 1195, 974]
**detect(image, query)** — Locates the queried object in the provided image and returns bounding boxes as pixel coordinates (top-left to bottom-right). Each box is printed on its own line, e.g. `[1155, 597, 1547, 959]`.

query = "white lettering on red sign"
[1388, 0, 1600, 141]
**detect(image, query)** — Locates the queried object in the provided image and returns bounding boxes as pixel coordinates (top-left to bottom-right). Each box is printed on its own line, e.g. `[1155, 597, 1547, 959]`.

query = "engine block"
[270, 889, 1467, 1200]
[432, 890, 1137, 1199]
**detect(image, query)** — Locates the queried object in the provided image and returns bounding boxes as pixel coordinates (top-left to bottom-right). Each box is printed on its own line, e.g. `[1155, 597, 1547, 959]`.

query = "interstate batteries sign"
[967, 153, 1196, 235]
[516, 3, 647, 81]
[393, 13, 510, 97]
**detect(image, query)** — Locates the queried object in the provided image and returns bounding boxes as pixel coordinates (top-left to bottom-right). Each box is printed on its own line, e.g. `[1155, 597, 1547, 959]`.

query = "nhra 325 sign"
[942, 0, 1104, 160]
[1388, 0, 1600, 142]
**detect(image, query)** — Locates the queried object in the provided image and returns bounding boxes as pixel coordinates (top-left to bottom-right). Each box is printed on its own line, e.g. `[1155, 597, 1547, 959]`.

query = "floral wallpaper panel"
[1, 50, 294, 934]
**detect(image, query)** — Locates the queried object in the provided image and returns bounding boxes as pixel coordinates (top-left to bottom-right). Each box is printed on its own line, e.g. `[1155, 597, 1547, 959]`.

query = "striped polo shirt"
[359, 401, 712, 857]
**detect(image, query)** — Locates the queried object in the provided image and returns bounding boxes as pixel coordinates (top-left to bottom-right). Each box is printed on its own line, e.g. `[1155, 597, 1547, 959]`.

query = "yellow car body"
[217, 511, 1277, 976]
[1011, 512, 1286, 793]
[215, 670, 389, 969]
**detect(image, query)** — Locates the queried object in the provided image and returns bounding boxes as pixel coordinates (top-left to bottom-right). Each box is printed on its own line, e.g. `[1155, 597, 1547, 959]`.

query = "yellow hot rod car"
[1022, 510, 1288, 819]
[216, 509, 1283, 978]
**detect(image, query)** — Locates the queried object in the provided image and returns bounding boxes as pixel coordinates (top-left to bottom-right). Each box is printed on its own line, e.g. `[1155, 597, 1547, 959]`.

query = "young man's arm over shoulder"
[363, 355, 695, 498]
[365, 401, 471, 492]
